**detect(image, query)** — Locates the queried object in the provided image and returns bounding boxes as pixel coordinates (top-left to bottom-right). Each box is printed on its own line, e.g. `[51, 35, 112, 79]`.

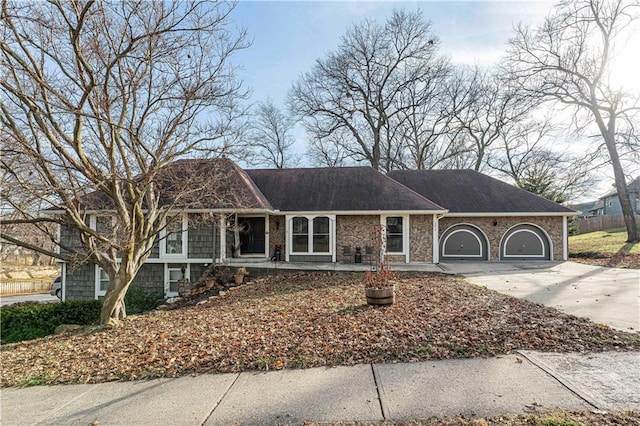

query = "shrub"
[124, 286, 164, 315]
[0, 300, 101, 344]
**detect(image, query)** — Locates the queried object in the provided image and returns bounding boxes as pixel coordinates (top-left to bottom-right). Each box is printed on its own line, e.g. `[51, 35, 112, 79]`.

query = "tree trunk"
[100, 268, 133, 326]
[603, 133, 639, 243]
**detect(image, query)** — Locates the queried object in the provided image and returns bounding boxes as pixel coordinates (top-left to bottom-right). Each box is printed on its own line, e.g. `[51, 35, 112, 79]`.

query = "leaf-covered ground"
[570, 252, 640, 269]
[2, 273, 639, 387]
[313, 410, 640, 425]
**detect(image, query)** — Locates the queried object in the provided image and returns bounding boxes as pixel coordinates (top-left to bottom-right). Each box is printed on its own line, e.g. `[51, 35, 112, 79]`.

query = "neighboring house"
[568, 201, 598, 218]
[56, 159, 576, 301]
[588, 177, 640, 216]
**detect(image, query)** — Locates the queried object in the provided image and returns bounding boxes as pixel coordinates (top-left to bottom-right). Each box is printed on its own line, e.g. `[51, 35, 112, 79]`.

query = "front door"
[238, 217, 266, 255]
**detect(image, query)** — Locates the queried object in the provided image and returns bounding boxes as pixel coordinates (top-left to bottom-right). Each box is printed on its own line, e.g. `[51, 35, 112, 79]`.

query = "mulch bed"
[2, 272, 639, 387]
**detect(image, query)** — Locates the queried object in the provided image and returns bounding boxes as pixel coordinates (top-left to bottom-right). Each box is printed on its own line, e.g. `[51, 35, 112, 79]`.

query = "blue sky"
[232, 1, 555, 107]
[228, 1, 633, 194]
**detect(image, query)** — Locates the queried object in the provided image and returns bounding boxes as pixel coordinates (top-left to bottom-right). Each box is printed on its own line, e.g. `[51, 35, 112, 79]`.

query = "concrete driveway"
[440, 261, 640, 333]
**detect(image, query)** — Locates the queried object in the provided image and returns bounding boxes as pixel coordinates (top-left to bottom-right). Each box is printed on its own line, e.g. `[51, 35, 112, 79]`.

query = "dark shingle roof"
[246, 167, 445, 212]
[75, 158, 272, 211]
[387, 169, 575, 214]
[588, 199, 604, 211]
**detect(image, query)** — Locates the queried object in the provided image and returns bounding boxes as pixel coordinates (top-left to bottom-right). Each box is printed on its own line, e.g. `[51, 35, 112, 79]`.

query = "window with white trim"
[165, 264, 189, 297]
[313, 217, 330, 252]
[161, 215, 187, 257]
[290, 215, 332, 254]
[292, 217, 309, 253]
[168, 267, 182, 294]
[385, 216, 404, 253]
[95, 266, 110, 297]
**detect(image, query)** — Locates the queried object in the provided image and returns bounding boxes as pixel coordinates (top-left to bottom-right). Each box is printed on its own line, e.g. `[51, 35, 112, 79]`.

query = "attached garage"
[500, 224, 551, 261]
[388, 169, 576, 262]
[440, 224, 488, 261]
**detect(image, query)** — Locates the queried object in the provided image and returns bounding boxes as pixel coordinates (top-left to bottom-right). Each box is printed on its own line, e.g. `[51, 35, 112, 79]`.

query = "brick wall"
[439, 216, 564, 261]
[269, 215, 286, 259]
[410, 215, 433, 262]
[336, 215, 379, 263]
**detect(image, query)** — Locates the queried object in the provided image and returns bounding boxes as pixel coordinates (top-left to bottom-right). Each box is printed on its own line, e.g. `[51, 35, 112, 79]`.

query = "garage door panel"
[441, 225, 488, 261]
[443, 230, 481, 257]
[501, 226, 550, 260]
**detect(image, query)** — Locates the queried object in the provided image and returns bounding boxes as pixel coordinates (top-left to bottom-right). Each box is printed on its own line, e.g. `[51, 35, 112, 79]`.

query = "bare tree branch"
[0, 0, 249, 324]
[506, 0, 639, 242]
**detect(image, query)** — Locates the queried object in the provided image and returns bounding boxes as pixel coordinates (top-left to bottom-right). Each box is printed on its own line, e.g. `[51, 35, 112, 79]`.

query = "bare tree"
[488, 118, 597, 202]
[289, 9, 446, 171]
[306, 129, 353, 167]
[0, 0, 248, 324]
[507, 0, 639, 242]
[449, 66, 538, 171]
[391, 66, 466, 170]
[248, 98, 298, 168]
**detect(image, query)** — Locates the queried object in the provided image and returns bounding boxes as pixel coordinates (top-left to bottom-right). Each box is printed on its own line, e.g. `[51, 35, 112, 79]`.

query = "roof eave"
[41, 207, 276, 215]
[273, 209, 448, 215]
[443, 211, 578, 217]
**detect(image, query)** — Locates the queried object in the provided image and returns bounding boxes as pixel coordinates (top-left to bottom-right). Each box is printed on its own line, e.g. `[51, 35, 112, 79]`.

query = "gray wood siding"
[59, 224, 84, 256]
[130, 264, 165, 294]
[188, 225, 218, 259]
[64, 263, 94, 300]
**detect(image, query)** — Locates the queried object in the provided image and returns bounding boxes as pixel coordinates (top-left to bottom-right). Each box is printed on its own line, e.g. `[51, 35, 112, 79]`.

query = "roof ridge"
[379, 169, 447, 211]
[246, 165, 373, 172]
[229, 161, 273, 211]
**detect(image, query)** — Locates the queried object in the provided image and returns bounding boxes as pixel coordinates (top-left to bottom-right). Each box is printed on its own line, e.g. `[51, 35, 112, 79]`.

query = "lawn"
[570, 228, 640, 254]
[569, 228, 640, 268]
[2, 272, 638, 387]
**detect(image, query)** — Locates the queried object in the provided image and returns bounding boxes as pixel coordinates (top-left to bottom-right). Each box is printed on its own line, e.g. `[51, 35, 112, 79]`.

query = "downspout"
[433, 213, 446, 264]
[562, 215, 568, 261]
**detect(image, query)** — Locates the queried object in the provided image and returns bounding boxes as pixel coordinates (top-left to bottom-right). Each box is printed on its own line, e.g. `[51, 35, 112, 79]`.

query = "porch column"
[562, 216, 568, 261]
[432, 214, 440, 264]
[285, 215, 291, 262]
[61, 262, 67, 301]
[219, 215, 226, 262]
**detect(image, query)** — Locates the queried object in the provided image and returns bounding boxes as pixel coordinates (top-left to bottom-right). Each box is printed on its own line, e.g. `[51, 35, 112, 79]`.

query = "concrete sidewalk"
[2, 351, 638, 425]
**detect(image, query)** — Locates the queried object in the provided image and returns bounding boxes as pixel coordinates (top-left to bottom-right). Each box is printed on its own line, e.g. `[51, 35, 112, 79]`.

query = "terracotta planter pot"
[234, 274, 244, 285]
[365, 286, 395, 306]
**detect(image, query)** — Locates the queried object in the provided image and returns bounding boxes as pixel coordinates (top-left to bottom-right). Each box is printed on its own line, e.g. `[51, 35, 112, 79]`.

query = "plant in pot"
[363, 261, 397, 305]
[363, 225, 397, 306]
[233, 267, 248, 285]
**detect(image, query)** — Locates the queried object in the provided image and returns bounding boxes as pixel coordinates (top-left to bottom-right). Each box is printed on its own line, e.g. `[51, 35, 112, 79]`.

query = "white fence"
[0, 281, 51, 296]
